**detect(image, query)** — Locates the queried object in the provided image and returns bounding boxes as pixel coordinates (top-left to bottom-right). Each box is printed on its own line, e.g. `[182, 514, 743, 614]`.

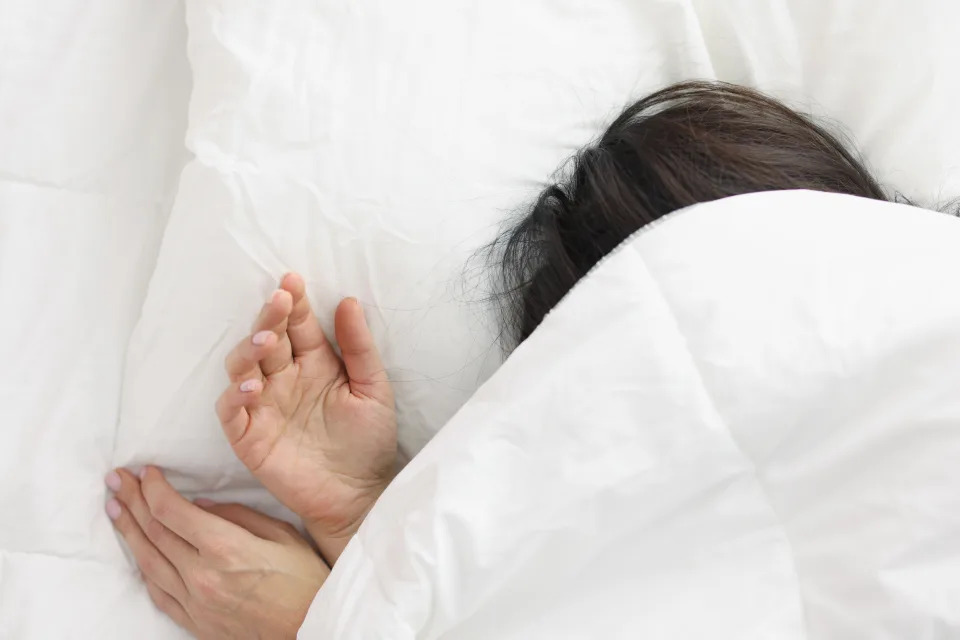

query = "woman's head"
[495, 81, 889, 347]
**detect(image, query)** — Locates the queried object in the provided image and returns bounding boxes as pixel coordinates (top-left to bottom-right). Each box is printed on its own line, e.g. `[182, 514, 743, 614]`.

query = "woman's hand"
[216, 273, 397, 564]
[105, 466, 328, 639]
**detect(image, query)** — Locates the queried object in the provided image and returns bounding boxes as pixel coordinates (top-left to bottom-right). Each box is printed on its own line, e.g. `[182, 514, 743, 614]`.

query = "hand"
[216, 273, 397, 563]
[105, 466, 329, 639]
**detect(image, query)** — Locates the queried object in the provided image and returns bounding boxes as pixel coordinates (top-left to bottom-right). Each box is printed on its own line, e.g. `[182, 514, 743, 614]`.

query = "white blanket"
[303, 191, 960, 639]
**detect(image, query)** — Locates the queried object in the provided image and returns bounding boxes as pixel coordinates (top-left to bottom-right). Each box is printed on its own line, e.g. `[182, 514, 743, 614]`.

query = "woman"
[102, 82, 943, 637]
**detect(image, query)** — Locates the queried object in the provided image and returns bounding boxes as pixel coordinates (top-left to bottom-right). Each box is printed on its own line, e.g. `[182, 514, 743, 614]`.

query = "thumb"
[334, 298, 392, 405]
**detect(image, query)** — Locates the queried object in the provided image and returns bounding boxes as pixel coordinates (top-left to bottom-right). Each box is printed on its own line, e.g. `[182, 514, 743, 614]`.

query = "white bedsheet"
[0, 1, 190, 637]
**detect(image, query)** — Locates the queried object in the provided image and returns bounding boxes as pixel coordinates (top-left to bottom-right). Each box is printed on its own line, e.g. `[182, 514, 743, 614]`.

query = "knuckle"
[207, 536, 237, 561]
[147, 587, 173, 615]
[148, 495, 171, 521]
[112, 511, 131, 534]
[115, 478, 136, 502]
[147, 589, 163, 609]
[150, 502, 169, 522]
[154, 596, 175, 616]
[144, 517, 166, 543]
[139, 553, 162, 578]
[189, 569, 223, 602]
[119, 517, 143, 541]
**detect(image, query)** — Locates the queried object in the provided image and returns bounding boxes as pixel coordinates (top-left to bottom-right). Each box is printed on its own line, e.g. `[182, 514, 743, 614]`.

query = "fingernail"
[252, 330, 273, 346]
[139, 467, 147, 480]
[240, 379, 262, 393]
[350, 298, 367, 323]
[106, 499, 122, 520]
[105, 471, 122, 492]
[271, 289, 284, 304]
[195, 498, 216, 507]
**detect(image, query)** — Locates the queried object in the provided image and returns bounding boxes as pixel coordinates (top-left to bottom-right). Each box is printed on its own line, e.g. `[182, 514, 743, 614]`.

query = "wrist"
[303, 487, 385, 565]
[305, 522, 354, 566]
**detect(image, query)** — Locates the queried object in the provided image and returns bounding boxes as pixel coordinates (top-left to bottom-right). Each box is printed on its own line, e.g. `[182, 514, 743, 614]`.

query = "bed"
[2, 1, 959, 637]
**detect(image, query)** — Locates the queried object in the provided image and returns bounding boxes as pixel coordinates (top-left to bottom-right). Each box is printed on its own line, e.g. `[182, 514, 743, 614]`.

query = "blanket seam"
[633, 244, 811, 637]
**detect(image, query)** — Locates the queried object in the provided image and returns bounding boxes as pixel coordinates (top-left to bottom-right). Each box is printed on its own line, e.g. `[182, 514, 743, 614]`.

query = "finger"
[223, 328, 279, 383]
[335, 298, 392, 405]
[105, 497, 186, 601]
[249, 288, 293, 332]
[215, 379, 264, 444]
[253, 288, 295, 377]
[112, 469, 197, 570]
[280, 272, 339, 374]
[145, 579, 196, 635]
[196, 501, 304, 545]
[140, 466, 247, 552]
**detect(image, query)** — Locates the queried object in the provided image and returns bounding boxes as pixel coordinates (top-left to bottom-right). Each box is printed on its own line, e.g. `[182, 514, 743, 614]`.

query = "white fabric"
[2, 0, 959, 638]
[120, 0, 960, 493]
[302, 191, 960, 639]
[115, 0, 711, 479]
[0, 1, 190, 638]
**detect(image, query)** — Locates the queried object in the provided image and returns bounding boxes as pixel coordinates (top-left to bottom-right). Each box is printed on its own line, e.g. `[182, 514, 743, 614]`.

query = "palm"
[252, 368, 396, 529]
[216, 273, 397, 544]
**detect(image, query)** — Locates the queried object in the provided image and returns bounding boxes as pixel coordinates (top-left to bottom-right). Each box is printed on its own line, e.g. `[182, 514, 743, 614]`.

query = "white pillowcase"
[690, 0, 960, 204]
[116, 0, 960, 494]
[115, 0, 714, 484]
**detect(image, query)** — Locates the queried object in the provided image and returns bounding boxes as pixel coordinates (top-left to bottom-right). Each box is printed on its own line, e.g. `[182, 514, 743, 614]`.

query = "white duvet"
[304, 191, 960, 638]
[2, 0, 960, 638]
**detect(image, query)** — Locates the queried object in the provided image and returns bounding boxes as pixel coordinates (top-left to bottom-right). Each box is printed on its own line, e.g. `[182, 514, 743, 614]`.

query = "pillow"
[690, 0, 960, 205]
[115, 0, 714, 486]
[116, 0, 960, 493]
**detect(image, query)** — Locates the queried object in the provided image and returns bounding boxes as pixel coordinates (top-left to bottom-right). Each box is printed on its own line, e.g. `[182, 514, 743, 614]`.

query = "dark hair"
[493, 80, 894, 348]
